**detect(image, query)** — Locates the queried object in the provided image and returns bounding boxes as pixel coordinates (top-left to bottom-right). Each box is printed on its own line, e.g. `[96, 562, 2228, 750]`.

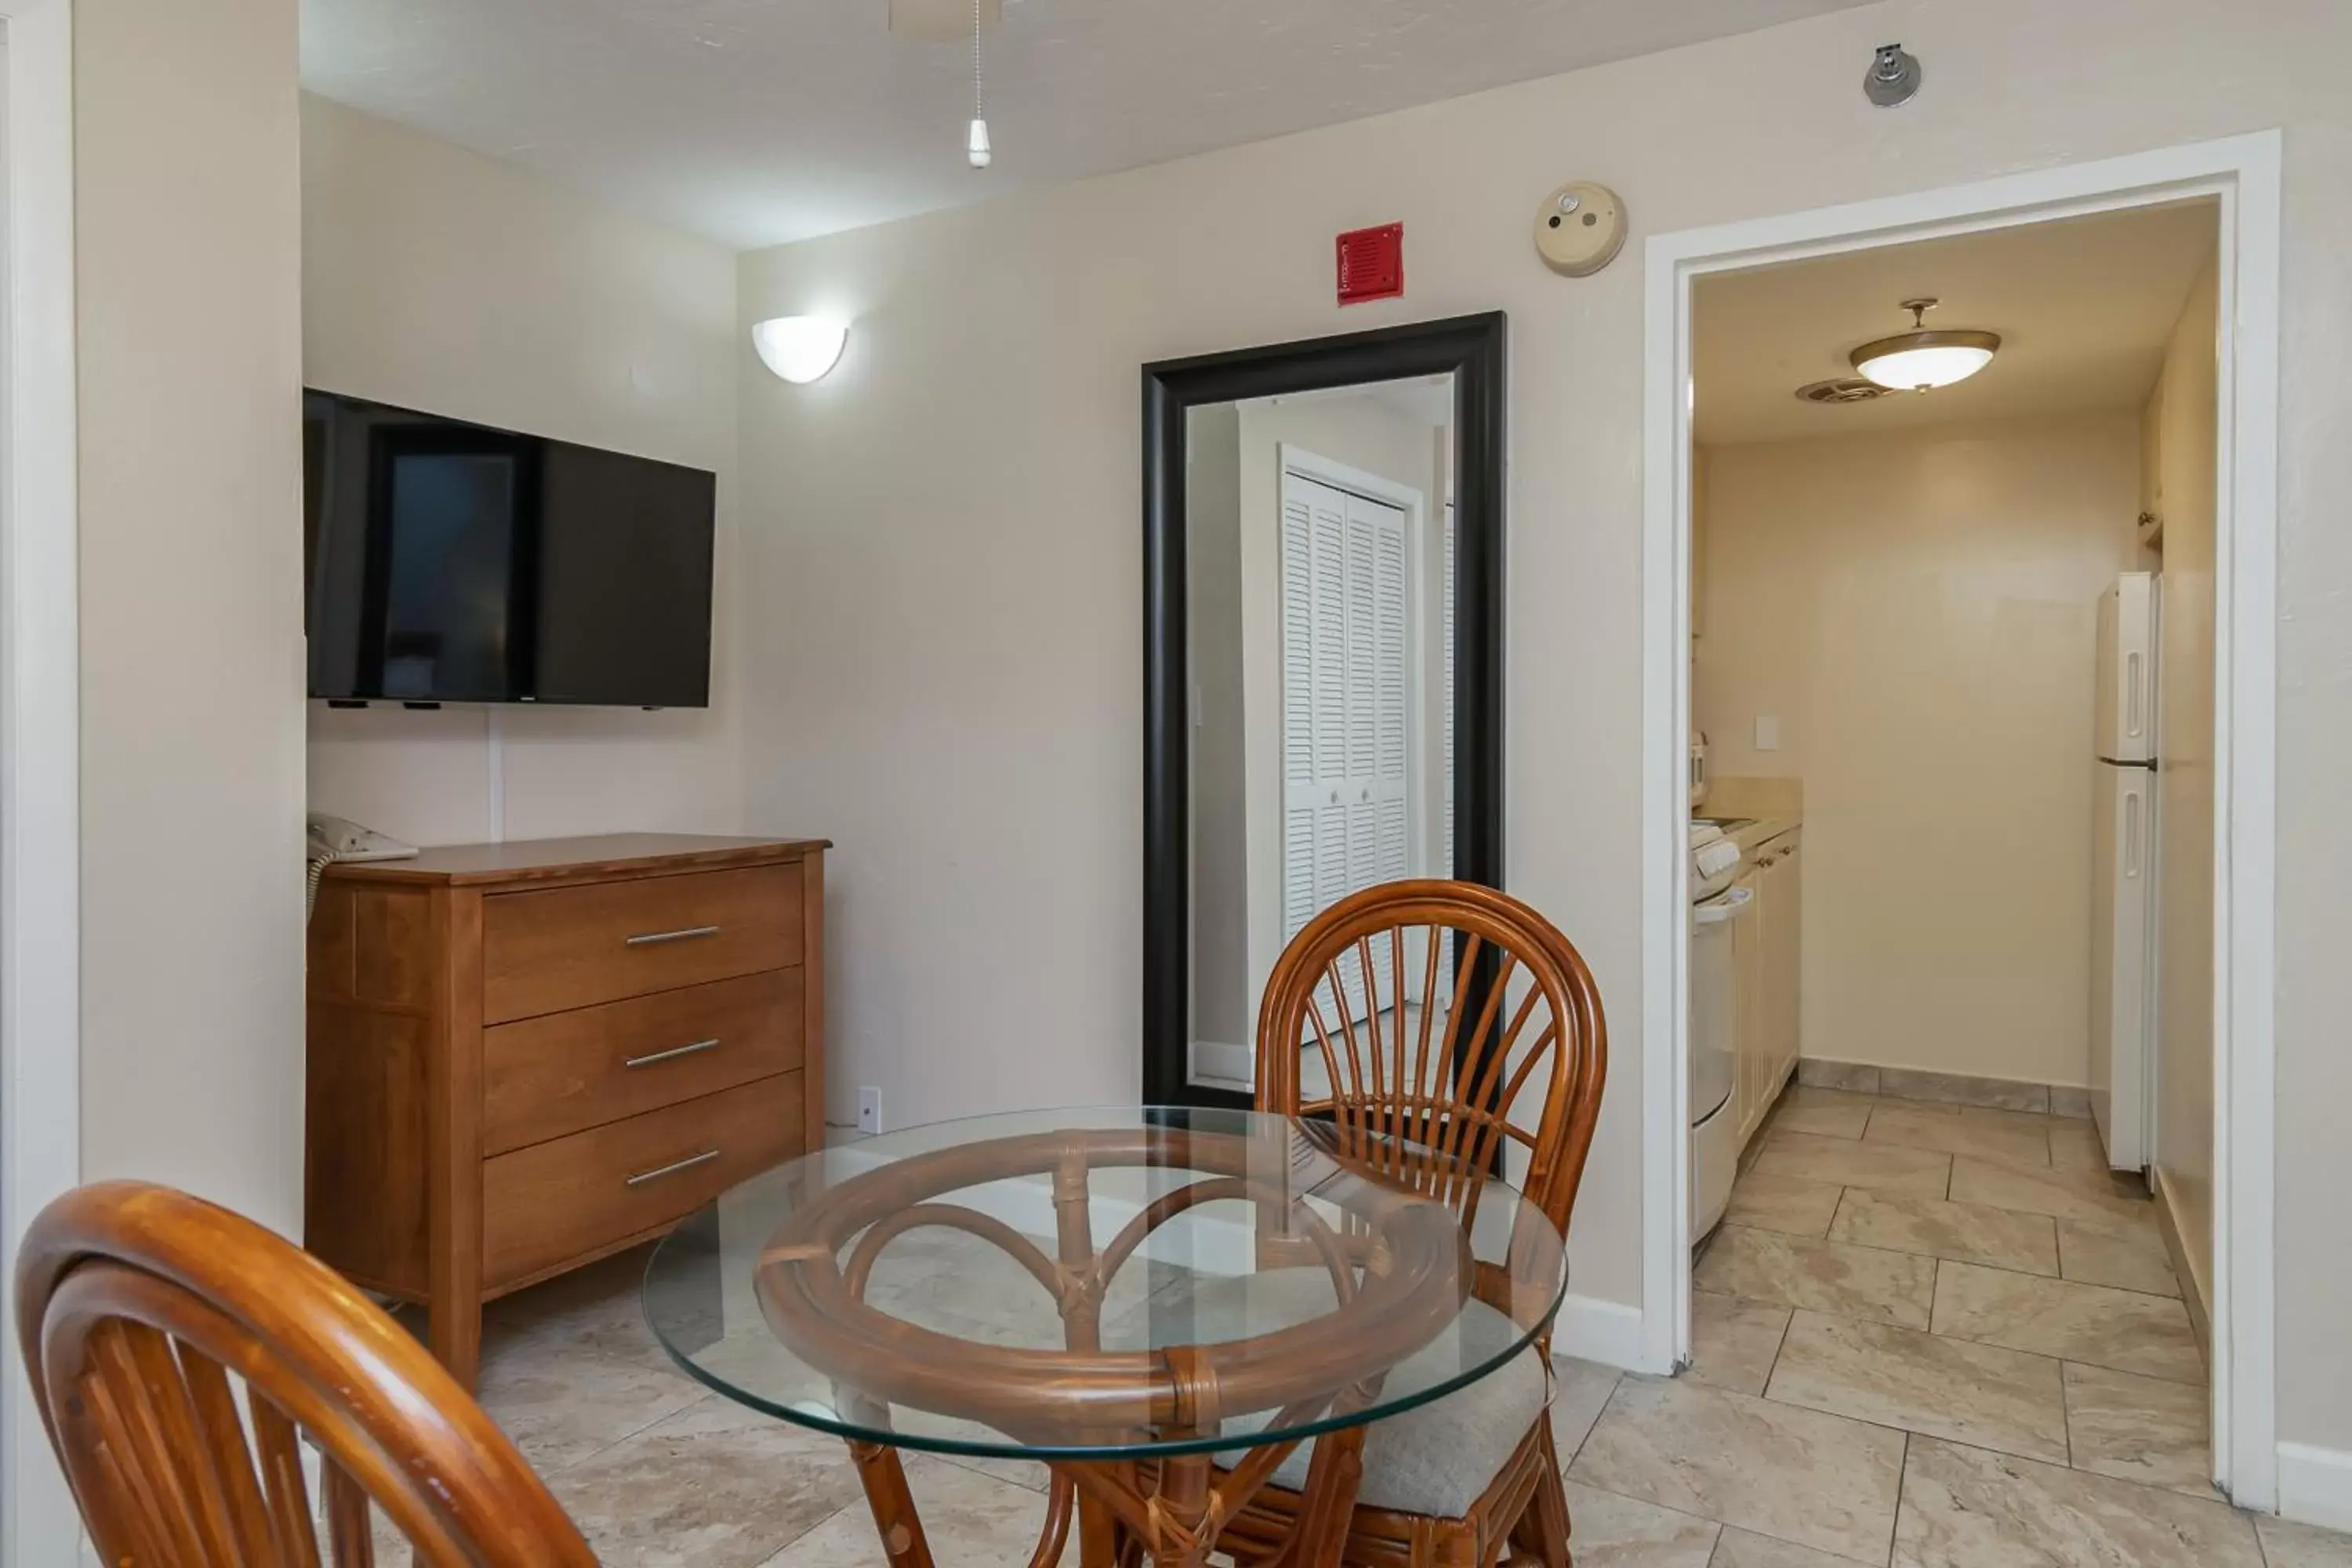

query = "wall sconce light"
[752, 315, 850, 383]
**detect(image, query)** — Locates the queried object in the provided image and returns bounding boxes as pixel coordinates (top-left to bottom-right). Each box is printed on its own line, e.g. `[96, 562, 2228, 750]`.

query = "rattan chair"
[15, 1180, 596, 1566]
[1218, 879, 1608, 1568]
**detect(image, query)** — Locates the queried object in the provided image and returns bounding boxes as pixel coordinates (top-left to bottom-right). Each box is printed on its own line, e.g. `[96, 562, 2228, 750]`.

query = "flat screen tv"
[303, 390, 717, 707]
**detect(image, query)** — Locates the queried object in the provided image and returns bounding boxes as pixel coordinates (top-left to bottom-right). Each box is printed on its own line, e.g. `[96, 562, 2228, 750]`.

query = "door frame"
[0, 2, 82, 1560]
[1639, 133, 2281, 1505]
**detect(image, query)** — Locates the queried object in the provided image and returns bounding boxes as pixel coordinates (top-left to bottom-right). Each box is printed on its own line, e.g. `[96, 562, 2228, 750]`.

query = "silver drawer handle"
[624, 1037, 721, 1070]
[625, 924, 721, 947]
[624, 1149, 720, 1187]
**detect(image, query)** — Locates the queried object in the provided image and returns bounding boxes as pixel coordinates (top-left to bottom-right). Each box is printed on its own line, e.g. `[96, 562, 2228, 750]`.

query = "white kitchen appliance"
[1689, 822, 1748, 1239]
[2089, 572, 2160, 1172]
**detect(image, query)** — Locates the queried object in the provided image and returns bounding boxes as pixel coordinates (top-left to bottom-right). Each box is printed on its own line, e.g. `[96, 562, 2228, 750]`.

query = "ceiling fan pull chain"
[967, 0, 992, 169]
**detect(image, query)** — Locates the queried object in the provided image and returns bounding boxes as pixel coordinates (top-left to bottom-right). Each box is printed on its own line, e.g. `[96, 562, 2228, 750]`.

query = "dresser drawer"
[481, 1073, 803, 1290]
[481, 969, 804, 1156]
[481, 862, 802, 1024]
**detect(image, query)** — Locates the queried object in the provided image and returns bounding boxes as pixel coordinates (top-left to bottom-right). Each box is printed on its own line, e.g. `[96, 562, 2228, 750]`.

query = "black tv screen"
[303, 391, 716, 707]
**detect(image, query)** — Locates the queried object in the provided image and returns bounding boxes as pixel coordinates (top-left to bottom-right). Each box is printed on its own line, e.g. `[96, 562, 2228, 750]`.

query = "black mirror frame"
[1141, 311, 1507, 1108]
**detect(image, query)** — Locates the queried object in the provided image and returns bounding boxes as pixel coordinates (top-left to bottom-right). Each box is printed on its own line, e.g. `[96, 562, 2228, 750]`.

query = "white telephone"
[307, 812, 419, 916]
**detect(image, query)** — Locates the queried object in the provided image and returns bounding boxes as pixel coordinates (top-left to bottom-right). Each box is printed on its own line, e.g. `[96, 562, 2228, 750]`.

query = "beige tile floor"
[1556, 1082, 2351, 1566]
[401, 1091, 2352, 1566]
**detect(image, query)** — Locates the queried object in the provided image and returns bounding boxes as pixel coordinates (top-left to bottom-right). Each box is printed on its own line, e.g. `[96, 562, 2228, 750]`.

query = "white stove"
[1688, 819, 1751, 1242]
[1689, 820, 1745, 901]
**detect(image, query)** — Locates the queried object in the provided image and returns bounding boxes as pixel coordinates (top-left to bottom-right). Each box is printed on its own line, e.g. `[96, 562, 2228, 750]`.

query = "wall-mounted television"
[303, 390, 717, 707]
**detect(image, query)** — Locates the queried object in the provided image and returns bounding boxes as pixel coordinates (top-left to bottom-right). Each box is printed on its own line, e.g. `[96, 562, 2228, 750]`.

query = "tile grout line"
[1757, 1254, 1805, 1398]
[750, 1495, 863, 1568]
[1903, 1427, 2252, 1512]
[930, 1450, 1052, 1494]
[1885, 1429, 1911, 1568]
[2059, 1354, 2078, 1473]
[1926, 1250, 2199, 1306]
[1560, 1365, 1631, 1475]
[523, 1385, 714, 1483]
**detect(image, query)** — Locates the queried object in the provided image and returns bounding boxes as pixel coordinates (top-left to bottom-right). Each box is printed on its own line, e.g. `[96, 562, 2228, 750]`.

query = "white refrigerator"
[2089, 572, 2160, 1171]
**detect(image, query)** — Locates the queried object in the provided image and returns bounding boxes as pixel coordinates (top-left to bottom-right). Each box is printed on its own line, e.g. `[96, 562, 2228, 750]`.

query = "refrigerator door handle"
[2125, 651, 2144, 740]
[2124, 788, 2143, 879]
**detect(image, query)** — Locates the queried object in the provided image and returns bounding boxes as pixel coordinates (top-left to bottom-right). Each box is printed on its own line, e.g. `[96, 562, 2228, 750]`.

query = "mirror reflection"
[1185, 374, 1457, 1092]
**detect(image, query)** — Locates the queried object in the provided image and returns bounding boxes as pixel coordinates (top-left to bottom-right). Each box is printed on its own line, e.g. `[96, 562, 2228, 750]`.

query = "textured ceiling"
[1694, 200, 2220, 446]
[300, 0, 1875, 250]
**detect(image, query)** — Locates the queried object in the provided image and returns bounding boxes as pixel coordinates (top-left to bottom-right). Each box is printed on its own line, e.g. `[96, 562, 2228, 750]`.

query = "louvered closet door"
[1283, 471, 1412, 1024]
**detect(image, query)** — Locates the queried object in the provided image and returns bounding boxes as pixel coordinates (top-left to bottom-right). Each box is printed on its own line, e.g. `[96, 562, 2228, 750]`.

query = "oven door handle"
[1693, 886, 1755, 926]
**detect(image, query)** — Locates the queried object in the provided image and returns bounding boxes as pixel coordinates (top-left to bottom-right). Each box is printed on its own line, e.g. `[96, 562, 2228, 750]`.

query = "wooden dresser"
[305, 833, 826, 1387]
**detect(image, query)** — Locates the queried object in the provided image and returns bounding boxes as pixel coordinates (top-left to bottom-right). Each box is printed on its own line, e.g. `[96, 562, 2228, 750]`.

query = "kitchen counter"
[1698, 812, 1801, 862]
[1696, 775, 1802, 863]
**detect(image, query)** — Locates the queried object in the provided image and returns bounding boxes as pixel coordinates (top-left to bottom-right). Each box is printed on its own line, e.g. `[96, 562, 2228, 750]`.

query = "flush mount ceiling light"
[1851, 298, 2001, 391]
[752, 315, 849, 383]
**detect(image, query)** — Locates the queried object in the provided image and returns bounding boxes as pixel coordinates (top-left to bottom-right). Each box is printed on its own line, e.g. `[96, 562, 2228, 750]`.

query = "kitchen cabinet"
[1737, 827, 1803, 1148]
[1730, 865, 1765, 1135]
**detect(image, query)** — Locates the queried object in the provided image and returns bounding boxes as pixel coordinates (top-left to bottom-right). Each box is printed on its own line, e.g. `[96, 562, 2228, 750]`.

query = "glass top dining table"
[641, 1105, 1568, 1566]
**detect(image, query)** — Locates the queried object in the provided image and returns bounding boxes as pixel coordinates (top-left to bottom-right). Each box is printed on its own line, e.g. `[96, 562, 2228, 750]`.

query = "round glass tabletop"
[642, 1105, 1568, 1464]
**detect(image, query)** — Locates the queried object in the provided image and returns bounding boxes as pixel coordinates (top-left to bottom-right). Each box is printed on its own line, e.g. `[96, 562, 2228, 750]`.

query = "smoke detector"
[1865, 43, 1922, 107]
[1532, 181, 1628, 277]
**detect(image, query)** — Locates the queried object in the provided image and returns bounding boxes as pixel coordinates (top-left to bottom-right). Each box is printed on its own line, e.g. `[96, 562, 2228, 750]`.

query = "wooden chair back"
[14, 1181, 595, 1566]
[1254, 880, 1607, 1235]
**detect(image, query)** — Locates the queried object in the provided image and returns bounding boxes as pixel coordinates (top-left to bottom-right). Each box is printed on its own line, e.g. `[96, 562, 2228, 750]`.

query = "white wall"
[1694, 416, 2143, 1088]
[74, 0, 307, 1233]
[730, 0, 2352, 1450]
[2151, 257, 2220, 1320]
[299, 96, 743, 848]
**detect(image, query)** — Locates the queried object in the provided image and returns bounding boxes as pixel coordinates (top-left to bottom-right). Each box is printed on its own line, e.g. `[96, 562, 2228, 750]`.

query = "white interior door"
[1283, 469, 1412, 1019]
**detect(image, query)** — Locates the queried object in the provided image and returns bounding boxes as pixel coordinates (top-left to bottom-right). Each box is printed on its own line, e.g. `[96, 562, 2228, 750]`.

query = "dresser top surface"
[321, 833, 829, 888]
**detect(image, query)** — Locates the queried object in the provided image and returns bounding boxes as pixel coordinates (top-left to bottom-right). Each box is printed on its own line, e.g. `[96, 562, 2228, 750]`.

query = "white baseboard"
[1550, 1293, 1664, 1374]
[2277, 1443, 2352, 1534]
[2151, 1167, 2213, 1360]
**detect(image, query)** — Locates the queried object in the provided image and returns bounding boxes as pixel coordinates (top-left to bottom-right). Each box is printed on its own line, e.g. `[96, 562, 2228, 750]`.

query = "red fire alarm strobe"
[1336, 223, 1404, 305]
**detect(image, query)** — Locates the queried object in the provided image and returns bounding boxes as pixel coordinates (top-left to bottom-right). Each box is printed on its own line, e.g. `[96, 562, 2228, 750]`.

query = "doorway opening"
[1642, 136, 2280, 1508]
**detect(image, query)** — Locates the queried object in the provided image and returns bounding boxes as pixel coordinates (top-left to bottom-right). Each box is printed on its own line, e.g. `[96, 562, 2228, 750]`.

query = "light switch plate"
[1755, 716, 1782, 751]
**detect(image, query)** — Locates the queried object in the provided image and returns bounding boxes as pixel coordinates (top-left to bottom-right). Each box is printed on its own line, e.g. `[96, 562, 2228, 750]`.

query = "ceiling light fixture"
[752, 315, 849, 383]
[1850, 298, 2001, 391]
[967, 0, 991, 169]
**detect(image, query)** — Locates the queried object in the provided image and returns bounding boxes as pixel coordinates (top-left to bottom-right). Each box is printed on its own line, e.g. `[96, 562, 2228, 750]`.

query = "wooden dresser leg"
[426, 885, 487, 1392]
[427, 1276, 482, 1391]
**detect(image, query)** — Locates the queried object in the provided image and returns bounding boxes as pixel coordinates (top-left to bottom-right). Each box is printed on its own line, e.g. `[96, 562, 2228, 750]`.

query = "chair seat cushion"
[1104, 1265, 1552, 1518]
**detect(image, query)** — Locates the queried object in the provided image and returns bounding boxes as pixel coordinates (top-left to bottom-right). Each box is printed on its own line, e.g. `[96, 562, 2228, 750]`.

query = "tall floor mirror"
[1142, 314, 1506, 1107]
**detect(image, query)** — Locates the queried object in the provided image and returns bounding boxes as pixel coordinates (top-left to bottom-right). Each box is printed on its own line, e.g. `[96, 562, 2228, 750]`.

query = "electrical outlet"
[857, 1086, 883, 1137]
